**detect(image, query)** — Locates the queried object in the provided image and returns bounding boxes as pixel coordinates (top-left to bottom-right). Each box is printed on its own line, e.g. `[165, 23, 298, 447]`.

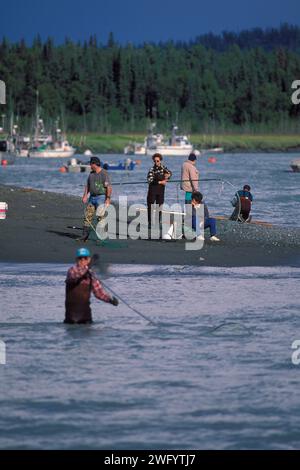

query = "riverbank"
[0, 184, 299, 267]
[70, 132, 300, 154]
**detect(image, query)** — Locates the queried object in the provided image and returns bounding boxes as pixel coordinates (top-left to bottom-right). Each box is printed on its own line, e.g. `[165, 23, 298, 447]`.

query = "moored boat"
[29, 140, 76, 158]
[60, 157, 137, 173]
[290, 159, 300, 172]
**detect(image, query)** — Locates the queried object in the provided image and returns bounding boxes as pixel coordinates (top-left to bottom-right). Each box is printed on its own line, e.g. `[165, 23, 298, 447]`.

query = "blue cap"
[76, 248, 91, 258]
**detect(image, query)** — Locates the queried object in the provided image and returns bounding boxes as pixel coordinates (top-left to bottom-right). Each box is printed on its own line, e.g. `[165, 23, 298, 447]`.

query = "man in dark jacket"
[65, 248, 118, 324]
[147, 153, 172, 229]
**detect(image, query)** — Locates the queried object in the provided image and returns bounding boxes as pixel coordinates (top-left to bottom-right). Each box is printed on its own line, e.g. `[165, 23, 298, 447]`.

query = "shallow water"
[0, 152, 299, 226]
[0, 263, 300, 449]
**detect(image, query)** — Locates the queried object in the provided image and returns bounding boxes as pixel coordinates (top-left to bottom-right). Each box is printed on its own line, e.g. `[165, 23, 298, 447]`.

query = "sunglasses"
[78, 256, 89, 260]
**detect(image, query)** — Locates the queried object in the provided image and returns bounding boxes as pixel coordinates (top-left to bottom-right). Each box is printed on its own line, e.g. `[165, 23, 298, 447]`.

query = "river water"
[0, 152, 300, 449]
[0, 152, 299, 226]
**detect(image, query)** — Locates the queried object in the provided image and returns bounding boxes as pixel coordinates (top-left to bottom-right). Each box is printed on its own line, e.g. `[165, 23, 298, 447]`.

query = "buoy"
[1, 160, 8, 166]
[0, 202, 8, 220]
[208, 157, 217, 164]
[59, 166, 67, 173]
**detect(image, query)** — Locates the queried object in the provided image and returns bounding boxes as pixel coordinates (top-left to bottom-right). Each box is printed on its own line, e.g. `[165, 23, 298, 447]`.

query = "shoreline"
[0, 184, 299, 267]
[70, 132, 300, 155]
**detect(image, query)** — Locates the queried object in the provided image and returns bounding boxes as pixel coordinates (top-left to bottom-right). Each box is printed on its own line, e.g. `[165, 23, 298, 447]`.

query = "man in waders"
[80, 156, 112, 242]
[65, 248, 119, 324]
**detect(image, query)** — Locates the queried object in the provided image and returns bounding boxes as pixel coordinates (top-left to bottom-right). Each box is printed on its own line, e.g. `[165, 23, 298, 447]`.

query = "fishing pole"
[108, 177, 231, 186]
[89, 262, 156, 326]
[100, 280, 156, 326]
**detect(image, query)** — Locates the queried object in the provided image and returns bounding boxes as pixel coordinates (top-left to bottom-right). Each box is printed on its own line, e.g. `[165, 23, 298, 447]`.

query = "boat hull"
[29, 149, 76, 158]
[146, 146, 193, 157]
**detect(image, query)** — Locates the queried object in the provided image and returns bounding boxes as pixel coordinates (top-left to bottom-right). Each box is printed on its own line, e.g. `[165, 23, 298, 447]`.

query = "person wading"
[80, 156, 112, 241]
[65, 248, 118, 324]
[147, 153, 172, 231]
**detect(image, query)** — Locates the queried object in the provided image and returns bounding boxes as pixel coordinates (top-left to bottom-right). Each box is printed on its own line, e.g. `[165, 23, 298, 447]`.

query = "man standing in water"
[65, 248, 119, 324]
[80, 156, 112, 241]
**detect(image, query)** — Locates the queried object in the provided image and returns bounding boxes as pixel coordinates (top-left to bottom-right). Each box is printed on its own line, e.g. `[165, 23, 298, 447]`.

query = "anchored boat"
[291, 159, 300, 172]
[60, 158, 137, 173]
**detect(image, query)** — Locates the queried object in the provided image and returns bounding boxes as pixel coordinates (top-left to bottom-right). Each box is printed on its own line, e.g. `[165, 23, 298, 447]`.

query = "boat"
[291, 159, 300, 172]
[124, 124, 196, 157]
[0, 140, 16, 165]
[60, 158, 137, 174]
[146, 125, 194, 157]
[102, 159, 137, 171]
[28, 91, 76, 158]
[60, 158, 90, 173]
[29, 139, 76, 158]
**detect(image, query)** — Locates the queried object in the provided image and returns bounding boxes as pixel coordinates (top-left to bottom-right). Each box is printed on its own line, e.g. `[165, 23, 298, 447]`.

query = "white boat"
[29, 140, 76, 158]
[125, 124, 195, 157]
[28, 91, 76, 158]
[146, 126, 194, 157]
[291, 159, 300, 172]
[124, 124, 224, 157]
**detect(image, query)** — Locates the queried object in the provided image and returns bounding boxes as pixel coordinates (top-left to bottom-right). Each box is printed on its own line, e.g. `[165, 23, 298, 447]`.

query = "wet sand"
[0, 184, 299, 267]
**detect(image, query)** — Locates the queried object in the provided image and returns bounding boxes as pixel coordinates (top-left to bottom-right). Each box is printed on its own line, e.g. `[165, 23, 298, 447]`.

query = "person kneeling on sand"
[191, 192, 220, 242]
[230, 184, 253, 223]
[65, 248, 119, 325]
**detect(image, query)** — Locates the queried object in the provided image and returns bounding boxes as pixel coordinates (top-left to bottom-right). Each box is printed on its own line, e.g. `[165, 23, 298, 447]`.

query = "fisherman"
[191, 191, 220, 242]
[181, 153, 200, 231]
[181, 153, 199, 205]
[147, 153, 172, 229]
[80, 156, 112, 241]
[65, 248, 119, 324]
[230, 184, 253, 223]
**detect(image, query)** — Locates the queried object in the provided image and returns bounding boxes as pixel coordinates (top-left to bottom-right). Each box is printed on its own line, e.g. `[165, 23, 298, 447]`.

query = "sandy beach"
[0, 184, 299, 267]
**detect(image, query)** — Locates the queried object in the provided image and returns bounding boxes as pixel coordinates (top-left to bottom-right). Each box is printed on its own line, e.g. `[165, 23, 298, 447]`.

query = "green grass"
[69, 132, 300, 154]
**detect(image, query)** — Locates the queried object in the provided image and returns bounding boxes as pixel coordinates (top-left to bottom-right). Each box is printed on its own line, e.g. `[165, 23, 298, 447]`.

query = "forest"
[1, 24, 300, 134]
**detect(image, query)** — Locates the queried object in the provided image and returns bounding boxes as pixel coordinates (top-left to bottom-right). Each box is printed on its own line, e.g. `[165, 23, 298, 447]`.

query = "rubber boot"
[77, 226, 90, 242]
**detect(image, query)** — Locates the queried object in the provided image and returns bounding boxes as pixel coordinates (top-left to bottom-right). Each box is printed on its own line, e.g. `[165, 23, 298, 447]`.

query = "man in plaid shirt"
[65, 248, 118, 324]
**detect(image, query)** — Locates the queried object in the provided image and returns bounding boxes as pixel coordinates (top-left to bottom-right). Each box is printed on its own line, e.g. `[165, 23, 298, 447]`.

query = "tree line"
[0, 24, 300, 134]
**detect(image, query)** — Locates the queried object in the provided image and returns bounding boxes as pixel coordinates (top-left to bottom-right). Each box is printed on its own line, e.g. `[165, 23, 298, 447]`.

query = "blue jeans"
[89, 195, 105, 209]
[185, 193, 197, 231]
[205, 218, 217, 237]
[191, 215, 217, 237]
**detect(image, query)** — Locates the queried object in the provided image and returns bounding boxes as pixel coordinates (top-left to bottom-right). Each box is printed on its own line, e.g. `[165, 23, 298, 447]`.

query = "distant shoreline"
[69, 132, 300, 155]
